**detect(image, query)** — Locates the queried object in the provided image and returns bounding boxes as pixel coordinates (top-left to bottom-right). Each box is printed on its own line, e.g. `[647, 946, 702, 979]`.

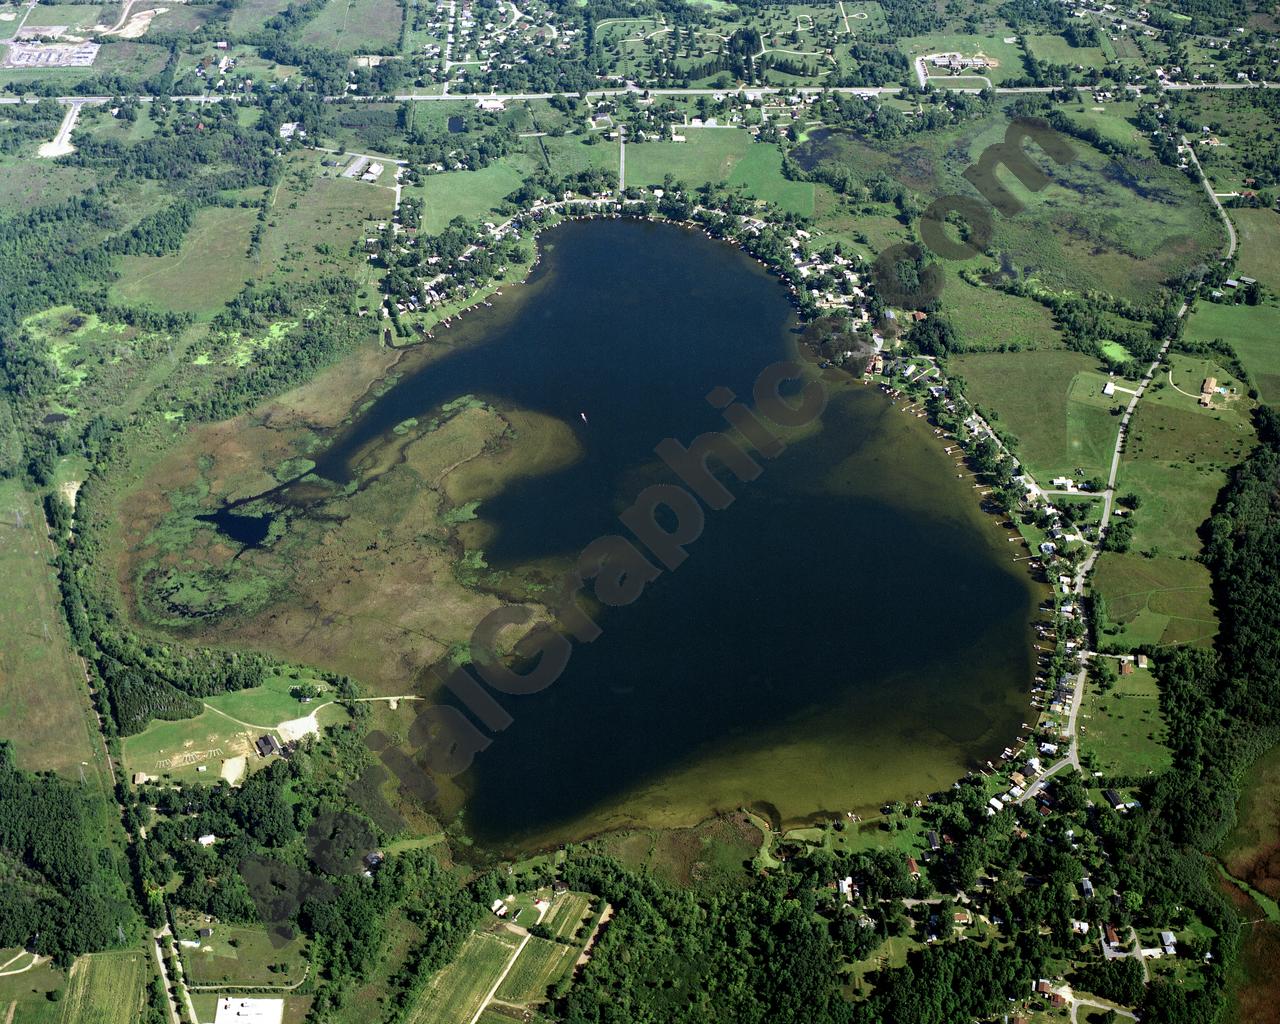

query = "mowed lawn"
[948, 349, 1121, 481]
[112, 205, 260, 318]
[404, 927, 520, 1024]
[60, 950, 148, 1024]
[298, 0, 402, 51]
[182, 924, 308, 987]
[0, 481, 107, 789]
[408, 160, 528, 234]
[1185, 300, 1280, 405]
[899, 33, 1027, 84]
[1079, 666, 1172, 777]
[626, 129, 814, 214]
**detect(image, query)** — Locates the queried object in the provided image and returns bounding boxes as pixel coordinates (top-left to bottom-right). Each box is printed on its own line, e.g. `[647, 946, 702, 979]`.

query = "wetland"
[118, 219, 1043, 851]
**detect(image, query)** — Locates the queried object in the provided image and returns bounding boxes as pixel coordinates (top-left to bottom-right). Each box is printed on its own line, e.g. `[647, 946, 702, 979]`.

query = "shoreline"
[348, 216, 1052, 859]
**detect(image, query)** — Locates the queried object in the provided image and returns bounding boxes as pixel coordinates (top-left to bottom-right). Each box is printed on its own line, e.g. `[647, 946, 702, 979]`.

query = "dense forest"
[0, 744, 137, 963]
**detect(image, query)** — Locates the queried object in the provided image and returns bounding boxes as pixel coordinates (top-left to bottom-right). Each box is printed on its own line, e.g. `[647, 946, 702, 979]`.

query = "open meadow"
[947, 349, 1121, 483]
[626, 128, 814, 214]
[1078, 665, 1171, 777]
[298, 0, 403, 52]
[112, 205, 261, 318]
[59, 950, 148, 1024]
[1232, 208, 1280, 292]
[0, 479, 108, 790]
[1185, 299, 1280, 405]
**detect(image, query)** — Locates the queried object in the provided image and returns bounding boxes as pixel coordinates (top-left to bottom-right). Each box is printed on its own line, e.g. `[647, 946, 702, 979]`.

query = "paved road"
[2, 80, 1278, 108]
[1182, 134, 1238, 259]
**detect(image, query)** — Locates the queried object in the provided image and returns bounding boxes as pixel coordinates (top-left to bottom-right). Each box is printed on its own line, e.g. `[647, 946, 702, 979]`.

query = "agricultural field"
[1184, 299, 1280, 405]
[1078, 665, 1171, 777]
[403, 926, 521, 1024]
[494, 936, 576, 1005]
[298, 0, 404, 52]
[112, 205, 261, 318]
[59, 950, 149, 1024]
[0, 479, 108, 789]
[948, 349, 1122, 483]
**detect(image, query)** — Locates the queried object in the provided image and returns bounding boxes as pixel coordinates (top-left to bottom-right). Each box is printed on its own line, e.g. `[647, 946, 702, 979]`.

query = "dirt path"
[576, 904, 613, 967]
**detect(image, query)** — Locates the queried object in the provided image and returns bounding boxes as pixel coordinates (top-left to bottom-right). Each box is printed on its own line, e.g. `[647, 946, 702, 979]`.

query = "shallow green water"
[214, 219, 1042, 849]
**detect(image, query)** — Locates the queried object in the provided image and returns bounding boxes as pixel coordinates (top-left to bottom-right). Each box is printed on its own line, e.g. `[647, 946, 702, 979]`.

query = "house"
[198, 834, 218, 847]
[1081, 877, 1094, 898]
[1104, 788, 1125, 810]
[490, 899, 508, 917]
[1106, 923, 1123, 949]
[907, 856, 921, 879]
[1102, 381, 1115, 396]
[255, 734, 280, 758]
[927, 830, 941, 851]
[1161, 930, 1178, 955]
[198, 927, 213, 938]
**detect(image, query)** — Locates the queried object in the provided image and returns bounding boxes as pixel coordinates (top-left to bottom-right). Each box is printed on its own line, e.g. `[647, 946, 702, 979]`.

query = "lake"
[197, 219, 1042, 850]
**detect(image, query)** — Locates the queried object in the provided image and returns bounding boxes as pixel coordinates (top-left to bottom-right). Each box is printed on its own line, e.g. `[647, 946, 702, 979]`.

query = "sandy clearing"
[220, 754, 246, 785]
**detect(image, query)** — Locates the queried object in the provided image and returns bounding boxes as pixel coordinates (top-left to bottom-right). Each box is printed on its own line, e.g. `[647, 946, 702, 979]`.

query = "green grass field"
[899, 33, 1026, 85]
[408, 160, 528, 234]
[1185, 300, 1280, 405]
[948, 349, 1121, 482]
[404, 927, 520, 1024]
[181, 924, 308, 987]
[121, 669, 341, 784]
[1024, 33, 1108, 68]
[298, 0, 403, 51]
[112, 205, 260, 318]
[0, 480, 109, 790]
[59, 950, 148, 1024]
[261, 162, 393, 299]
[942, 272, 1062, 351]
[625, 129, 813, 214]
[1232, 208, 1280, 292]
[1118, 354, 1253, 555]
[0, 954, 65, 1024]
[227, 0, 294, 33]
[1093, 551, 1217, 650]
[1079, 665, 1172, 777]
